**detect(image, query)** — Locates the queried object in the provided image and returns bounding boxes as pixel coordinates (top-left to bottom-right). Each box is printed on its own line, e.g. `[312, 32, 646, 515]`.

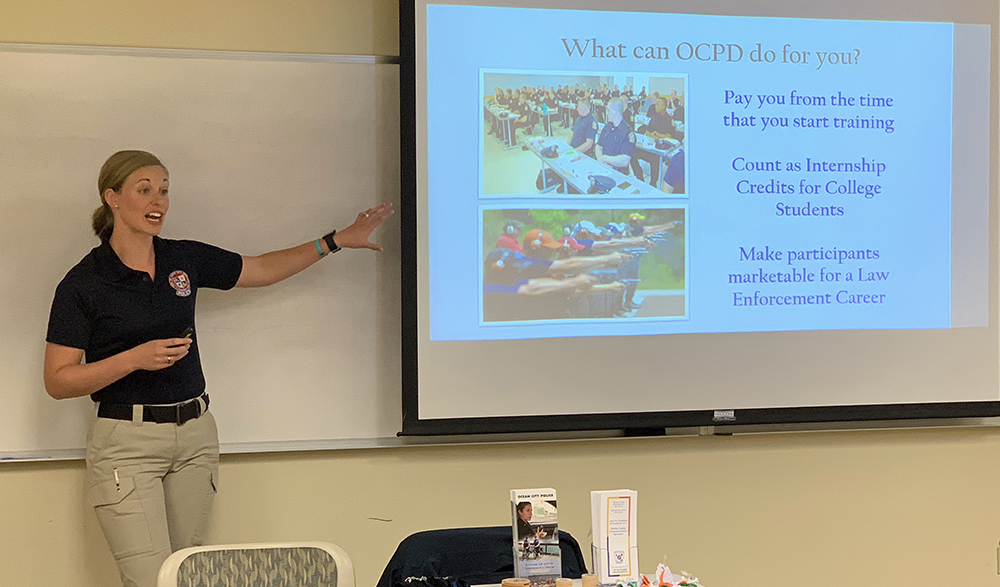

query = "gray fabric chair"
[157, 541, 355, 587]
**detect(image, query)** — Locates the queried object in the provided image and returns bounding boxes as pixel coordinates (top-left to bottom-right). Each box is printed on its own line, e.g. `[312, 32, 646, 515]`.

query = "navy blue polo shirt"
[597, 120, 636, 168]
[647, 112, 677, 137]
[672, 104, 685, 123]
[570, 113, 598, 149]
[664, 149, 685, 193]
[46, 237, 243, 405]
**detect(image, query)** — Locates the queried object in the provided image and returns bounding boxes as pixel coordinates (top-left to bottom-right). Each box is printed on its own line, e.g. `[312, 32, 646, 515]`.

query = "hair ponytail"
[92, 203, 114, 243]
[92, 150, 166, 242]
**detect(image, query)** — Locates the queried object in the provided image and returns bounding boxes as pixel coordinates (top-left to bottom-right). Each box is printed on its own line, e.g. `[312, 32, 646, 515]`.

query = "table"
[477, 575, 705, 587]
[633, 133, 682, 189]
[591, 100, 607, 123]
[595, 121, 683, 188]
[485, 102, 519, 148]
[531, 104, 558, 137]
[523, 137, 668, 197]
[557, 101, 576, 128]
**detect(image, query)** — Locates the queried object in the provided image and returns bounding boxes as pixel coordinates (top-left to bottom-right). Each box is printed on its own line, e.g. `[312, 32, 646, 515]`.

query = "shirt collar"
[93, 237, 164, 282]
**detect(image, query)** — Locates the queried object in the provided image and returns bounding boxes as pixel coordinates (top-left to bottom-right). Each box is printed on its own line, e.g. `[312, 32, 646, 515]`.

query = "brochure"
[591, 489, 639, 585]
[511, 488, 561, 587]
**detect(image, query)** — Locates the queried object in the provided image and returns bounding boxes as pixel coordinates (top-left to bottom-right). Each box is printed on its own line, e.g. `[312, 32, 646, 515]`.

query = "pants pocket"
[188, 468, 218, 547]
[90, 473, 154, 560]
[87, 417, 121, 456]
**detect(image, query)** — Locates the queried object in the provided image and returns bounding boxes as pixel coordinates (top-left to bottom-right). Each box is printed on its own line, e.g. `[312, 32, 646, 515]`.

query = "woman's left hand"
[333, 203, 395, 251]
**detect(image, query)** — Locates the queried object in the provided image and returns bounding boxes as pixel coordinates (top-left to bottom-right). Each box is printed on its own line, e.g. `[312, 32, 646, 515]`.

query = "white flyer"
[591, 489, 638, 586]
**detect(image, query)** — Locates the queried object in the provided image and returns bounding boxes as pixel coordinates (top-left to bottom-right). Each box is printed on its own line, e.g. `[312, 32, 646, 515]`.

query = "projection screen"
[400, 0, 998, 435]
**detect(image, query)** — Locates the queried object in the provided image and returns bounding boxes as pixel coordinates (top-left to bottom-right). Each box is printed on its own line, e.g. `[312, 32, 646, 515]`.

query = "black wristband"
[322, 230, 341, 254]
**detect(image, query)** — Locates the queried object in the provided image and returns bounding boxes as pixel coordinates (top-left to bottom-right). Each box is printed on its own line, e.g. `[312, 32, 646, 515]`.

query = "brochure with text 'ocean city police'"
[591, 489, 639, 586]
[512, 488, 561, 586]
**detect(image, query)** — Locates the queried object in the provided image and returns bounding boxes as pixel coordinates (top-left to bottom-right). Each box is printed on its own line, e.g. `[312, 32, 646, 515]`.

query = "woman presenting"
[43, 150, 393, 587]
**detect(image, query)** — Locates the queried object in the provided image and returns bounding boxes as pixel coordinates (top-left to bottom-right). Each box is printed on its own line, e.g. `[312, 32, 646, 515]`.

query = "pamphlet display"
[591, 489, 639, 586]
[511, 488, 562, 586]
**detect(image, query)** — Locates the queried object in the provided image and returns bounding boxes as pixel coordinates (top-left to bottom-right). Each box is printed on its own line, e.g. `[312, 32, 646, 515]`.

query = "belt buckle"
[176, 397, 203, 425]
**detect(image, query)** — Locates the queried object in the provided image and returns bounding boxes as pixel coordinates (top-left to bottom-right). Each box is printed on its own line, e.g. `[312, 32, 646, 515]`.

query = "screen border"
[398, 0, 1000, 436]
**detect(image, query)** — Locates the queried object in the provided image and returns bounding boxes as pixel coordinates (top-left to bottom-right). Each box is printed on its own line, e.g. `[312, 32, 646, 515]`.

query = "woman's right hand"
[131, 338, 192, 371]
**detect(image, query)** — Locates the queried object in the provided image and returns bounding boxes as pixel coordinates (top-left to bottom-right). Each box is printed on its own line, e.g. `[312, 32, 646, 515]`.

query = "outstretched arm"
[517, 274, 597, 296]
[573, 281, 626, 296]
[236, 203, 393, 288]
[549, 252, 630, 273]
[643, 221, 681, 234]
[589, 236, 655, 254]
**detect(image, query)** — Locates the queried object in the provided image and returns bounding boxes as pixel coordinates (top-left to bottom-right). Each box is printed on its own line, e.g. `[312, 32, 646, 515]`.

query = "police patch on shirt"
[628, 131, 636, 143]
[168, 270, 192, 297]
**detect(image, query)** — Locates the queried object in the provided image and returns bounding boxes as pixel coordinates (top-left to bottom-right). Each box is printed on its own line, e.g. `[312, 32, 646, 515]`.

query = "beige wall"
[3, 429, 1000, 586]
[0, 0, 399, 55]
[2, 2, 1000, 586]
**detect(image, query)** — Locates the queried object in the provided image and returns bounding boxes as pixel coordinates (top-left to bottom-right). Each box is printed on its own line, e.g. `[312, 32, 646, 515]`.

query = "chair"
[376, 526, 587, 587]
[157, 541, 355, 587]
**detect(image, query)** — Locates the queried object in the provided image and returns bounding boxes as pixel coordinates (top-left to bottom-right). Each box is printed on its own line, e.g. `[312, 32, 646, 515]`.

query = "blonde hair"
[92, 150, 166, 242]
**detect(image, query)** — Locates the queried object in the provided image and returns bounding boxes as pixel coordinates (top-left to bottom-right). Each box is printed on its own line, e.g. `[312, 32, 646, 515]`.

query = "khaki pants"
[86, 404, 219, 587]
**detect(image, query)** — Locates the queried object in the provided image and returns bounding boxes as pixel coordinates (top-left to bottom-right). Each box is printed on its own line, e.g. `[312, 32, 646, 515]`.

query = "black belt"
[97, 394, 209, 425]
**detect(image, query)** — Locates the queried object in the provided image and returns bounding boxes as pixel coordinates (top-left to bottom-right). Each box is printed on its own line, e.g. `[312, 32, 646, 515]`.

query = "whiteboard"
[0, 44, 402, 459]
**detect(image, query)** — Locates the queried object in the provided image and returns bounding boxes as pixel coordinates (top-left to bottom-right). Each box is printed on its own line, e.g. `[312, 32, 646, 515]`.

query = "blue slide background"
[426, 5, 954, 341]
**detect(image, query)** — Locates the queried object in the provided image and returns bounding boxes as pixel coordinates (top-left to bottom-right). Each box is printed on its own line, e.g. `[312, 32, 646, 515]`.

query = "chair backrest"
[157, 541, 355, 587]
[376, 527, 588, 587]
